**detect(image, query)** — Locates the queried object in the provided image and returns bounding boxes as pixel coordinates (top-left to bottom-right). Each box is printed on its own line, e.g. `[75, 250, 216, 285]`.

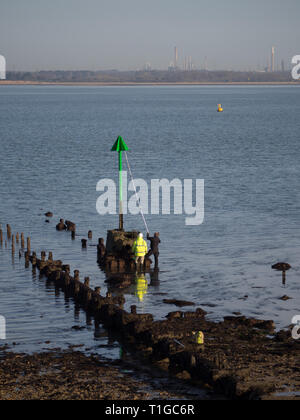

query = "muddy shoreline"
[0, 348, 212, 400]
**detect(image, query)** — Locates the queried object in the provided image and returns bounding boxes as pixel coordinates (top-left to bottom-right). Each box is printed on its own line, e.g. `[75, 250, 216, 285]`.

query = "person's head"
[154, 232, 160, 238]
[138, 233, 143, 239]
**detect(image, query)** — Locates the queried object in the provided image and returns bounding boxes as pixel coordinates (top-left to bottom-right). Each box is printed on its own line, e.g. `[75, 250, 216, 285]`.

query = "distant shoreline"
[1, 80, 300, 87]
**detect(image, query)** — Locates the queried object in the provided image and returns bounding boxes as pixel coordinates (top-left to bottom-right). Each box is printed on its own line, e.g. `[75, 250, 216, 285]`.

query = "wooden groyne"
[1, 224, 299, 400]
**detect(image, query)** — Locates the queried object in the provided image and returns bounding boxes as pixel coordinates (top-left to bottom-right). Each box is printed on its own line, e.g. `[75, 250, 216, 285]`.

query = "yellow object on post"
[194, 331, 204, 345]
[217, 104, 223, 112]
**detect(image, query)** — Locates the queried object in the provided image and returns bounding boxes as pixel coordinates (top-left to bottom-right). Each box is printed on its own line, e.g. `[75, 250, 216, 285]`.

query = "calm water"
[1, 85, 300, 355]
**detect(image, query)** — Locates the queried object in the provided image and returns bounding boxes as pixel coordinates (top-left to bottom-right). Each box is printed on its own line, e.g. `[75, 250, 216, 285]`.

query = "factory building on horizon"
[271, 46, 275, 72]
[169, 47, 195, 71]
[174, 46, 178, 68]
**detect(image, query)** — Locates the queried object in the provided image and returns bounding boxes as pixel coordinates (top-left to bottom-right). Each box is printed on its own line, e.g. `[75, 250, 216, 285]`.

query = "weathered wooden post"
[12, 235, 15, 253]
[32, 252, 37, 266]
[63, 264, 70, 274]
[21, 233, 25, 249]
[131, 305, 137, 315]
[25, 251, 30, 268]
[27, 237, 31, 254]
[272, 262, 291, 286]
[7, 224, 11, 240]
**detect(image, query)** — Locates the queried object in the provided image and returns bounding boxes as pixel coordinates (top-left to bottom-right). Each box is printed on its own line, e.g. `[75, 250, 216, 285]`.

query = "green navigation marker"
[111, 136, 129, 231]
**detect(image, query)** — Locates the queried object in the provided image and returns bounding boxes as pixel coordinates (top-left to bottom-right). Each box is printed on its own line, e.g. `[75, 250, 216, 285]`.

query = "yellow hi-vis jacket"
[132, 237, 148, 257]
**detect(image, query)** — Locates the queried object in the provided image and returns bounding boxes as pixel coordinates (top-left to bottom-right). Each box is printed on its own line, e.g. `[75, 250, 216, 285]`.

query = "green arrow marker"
[111, 136, 129, 230]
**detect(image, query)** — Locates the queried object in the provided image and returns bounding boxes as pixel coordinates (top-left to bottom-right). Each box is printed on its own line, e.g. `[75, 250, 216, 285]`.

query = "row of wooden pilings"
[16, 244, 241, 399]
[22, 246, 155, 337]
[0, 223, 139, 318]
[0, 224, 31, 254]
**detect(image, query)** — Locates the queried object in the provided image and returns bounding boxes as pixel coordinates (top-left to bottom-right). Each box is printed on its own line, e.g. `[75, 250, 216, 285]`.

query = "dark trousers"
[147, 250, 159, 268]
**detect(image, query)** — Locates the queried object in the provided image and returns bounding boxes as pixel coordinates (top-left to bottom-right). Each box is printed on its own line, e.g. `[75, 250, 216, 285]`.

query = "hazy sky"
[0, 0, 299, 71]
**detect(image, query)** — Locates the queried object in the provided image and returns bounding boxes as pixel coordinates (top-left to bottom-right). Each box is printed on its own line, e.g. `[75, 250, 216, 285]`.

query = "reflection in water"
[94, 324, 107, 340]
[134, 273, 148, 303]
[105, 269, 160, 306]
[74, 303, 80, 320]
[149, 269, 160, 288]
[86, 313, 93, 327]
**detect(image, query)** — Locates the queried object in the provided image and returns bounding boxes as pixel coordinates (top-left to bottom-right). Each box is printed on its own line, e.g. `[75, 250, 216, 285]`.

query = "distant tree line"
[6, 70, 295, 83]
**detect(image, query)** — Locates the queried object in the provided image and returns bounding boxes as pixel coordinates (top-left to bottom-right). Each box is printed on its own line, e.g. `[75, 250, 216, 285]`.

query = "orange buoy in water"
[217, 104, 223, 112]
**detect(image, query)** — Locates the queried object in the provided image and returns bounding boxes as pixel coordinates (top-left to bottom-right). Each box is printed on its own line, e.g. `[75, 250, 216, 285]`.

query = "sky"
[0, 0, 299, 71]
